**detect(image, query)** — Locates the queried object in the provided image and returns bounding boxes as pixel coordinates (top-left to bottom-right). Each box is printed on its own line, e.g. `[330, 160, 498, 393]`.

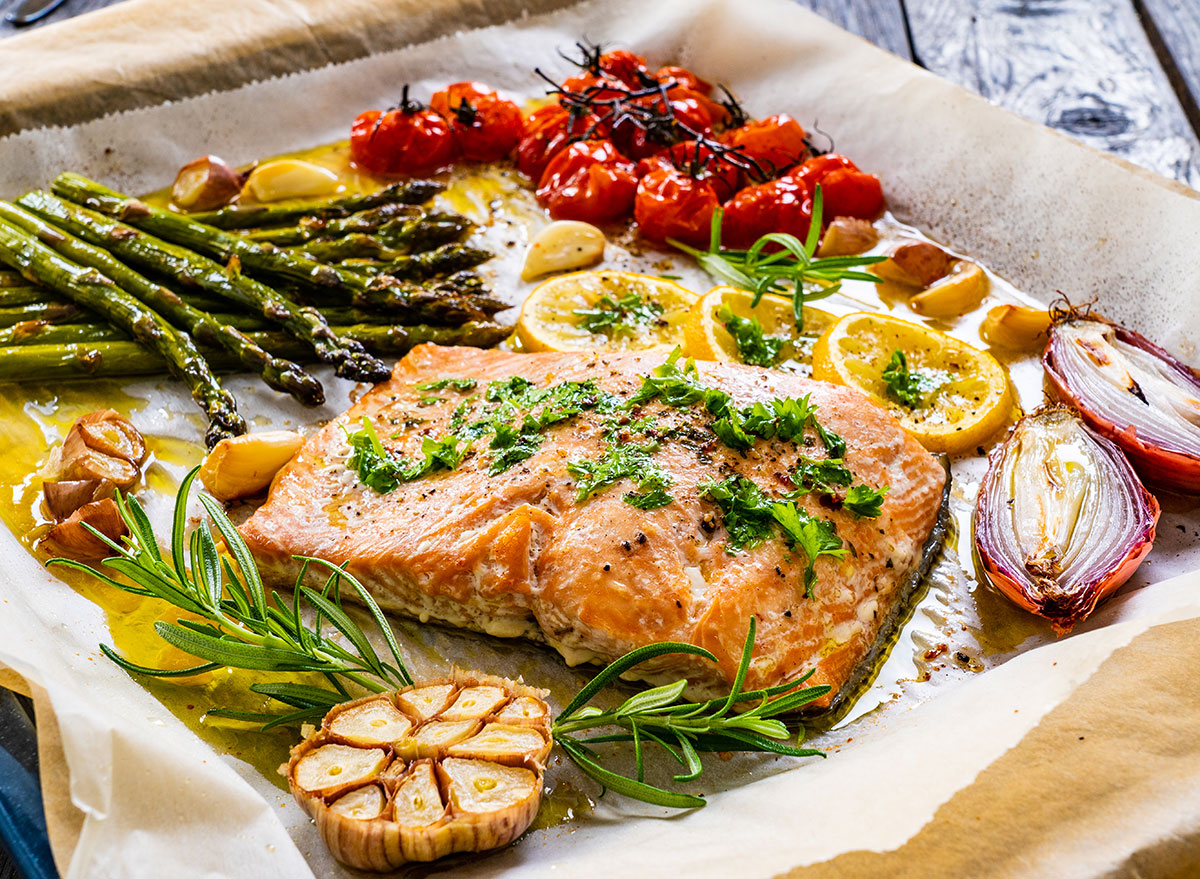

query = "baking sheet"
[2, 0, 1200, 876]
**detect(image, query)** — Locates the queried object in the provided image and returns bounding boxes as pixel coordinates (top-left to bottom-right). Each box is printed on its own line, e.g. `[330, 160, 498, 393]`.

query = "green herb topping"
[572, 291, 666, 336]
[416, 377, 478, 392]
[844, 483, 889, 519]
[881, 349, 943, 408]
[346, 418, 466, 492]
[699, 475, 848, 597]
[568, 440, 674, 508]
[719, 305, 785, 367]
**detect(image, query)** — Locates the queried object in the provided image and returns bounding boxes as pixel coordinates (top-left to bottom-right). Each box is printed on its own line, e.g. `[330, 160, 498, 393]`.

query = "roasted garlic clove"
[42, 498, 128, 560]
[521, 220, 606, 281]
[198, 430, 304, 501]
[816, 216, 879, 257]
[872, 240, 954, 288]
[43, 479, 112, 522]
[979, 304, 1052, 349]
[287, 670, 552, 871]
[172, 155, 243, 212]
[908, 260, 989, 317]
[243, 160, 340, 203]
[60, 410, 146, 490]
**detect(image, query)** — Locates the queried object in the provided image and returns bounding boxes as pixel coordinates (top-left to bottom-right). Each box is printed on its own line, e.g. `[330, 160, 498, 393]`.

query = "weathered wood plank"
[796, 0, 914, 61]
[904, 0, 1200, 186]
[1136, 0, 1200, 133]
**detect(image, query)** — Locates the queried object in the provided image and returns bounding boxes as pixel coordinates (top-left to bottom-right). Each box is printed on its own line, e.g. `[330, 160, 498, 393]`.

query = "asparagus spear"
[0, 269, 29, 288]
[0, 201, 325, 407]
[18, 190, 390, 384]
[51, 174, 490, 300]
[287, 215, 471, 262]
[0, 217, 245, 447]
[0, 286, 58, 308]
[187, 180, 444, 229]
[0, 323, 510, 381]
[245, 203, 424, 245]
[338, 243, 492, 280]
[0, 301, 84, 328]
[0, 321, 128, 346]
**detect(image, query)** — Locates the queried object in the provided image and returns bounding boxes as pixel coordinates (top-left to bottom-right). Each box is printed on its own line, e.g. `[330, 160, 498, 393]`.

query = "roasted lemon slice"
[811, 312, 1013, 453]
[683, 286, 835, 372]
[516, 270, 698, 353]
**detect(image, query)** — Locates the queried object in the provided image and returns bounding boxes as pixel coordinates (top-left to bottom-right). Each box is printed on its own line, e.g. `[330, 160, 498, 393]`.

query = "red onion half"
[1044, 315, 1200, 492]
[974, 406, 1159, 634]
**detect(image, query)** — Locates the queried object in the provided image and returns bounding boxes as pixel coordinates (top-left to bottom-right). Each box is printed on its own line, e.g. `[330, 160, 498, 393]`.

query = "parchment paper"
[1, 1, 1199, 877]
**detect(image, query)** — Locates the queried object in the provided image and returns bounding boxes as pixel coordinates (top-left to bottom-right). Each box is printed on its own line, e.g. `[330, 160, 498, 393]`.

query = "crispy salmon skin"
[240, 345, 947, 701]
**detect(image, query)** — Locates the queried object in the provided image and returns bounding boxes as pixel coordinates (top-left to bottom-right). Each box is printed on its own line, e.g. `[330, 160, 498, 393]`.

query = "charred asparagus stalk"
[339, 243, 493, 281]
[0, 300, 84, 328]
[245, 203, 425, 245]
[0, 201, 325, 407]
[187, 180, 444, 229]
[0, 217, 245, 446]
[0, 323, 510, 380]
[287, 215, 471, 263]
[51, 174, 490, 300]
[0, 285, 58, 308]
[0, 269, 28, 287]
[18, 190, 390, 383]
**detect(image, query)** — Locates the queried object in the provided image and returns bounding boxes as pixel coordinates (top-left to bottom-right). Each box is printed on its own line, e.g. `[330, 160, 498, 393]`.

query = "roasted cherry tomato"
[430, 81, 522, 163]
[721, 114, 809, 177]
[720, 178, 812, 249]
[634, 166, 719, 247]
[655, 65, 713, 96]
[517, 105, 599, 180]
[820, 167, 885, 219]
[350, 98, 458, 176]
[598, 49, 650, 87]
[786, 154, 883, 219]
[636, 141, 740, 201]
[536, 140, 638, 224]
[558, 72, 628, 105]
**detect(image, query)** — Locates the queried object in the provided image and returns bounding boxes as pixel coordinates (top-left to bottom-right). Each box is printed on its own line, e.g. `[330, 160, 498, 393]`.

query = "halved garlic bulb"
[973, 405, 1159, 634]
[286, 670, 552, 871]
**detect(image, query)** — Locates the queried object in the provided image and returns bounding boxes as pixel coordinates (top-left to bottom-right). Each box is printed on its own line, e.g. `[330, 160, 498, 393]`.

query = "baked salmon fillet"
[240, 345, 948, 704]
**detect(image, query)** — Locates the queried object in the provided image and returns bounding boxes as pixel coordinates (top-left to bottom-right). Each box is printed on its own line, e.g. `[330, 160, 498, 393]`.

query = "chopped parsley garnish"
[417, 395, 443, 407]
[844, 483, 889, 519]
[487, 415, 543, 475]
[573, 292, 665, 336]
[719, 305, 785, 367]
[416, 377, 478, 392]
[791, 456, 853, 494]
[346, 418, 466, 492]
[881, 350, 942, 409]
[699, 475, 847, 597]
[628, 349, 733, 416]
[568, 441, 674, 507]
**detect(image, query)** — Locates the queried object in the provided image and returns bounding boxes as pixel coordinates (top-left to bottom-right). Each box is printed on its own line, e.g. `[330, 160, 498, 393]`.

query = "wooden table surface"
[0, 1, 1197, 878]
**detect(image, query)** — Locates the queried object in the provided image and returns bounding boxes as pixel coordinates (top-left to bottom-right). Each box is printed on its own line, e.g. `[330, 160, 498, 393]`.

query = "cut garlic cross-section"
[286, 671, 553, 872]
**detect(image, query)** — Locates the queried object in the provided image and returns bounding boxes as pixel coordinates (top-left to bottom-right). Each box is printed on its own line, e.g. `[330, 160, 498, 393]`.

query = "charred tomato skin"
[634, 166, 720, 247]
[636, 141, 741, 202]
[350, 107, 458, 176]
[721, 114, 809, 178]
[655, 65, 714, 96]
[786, 154, 884, 220]
[516, 105, 602, 180]
[536, 140, 638, 224]
[430, 82, 523, 163]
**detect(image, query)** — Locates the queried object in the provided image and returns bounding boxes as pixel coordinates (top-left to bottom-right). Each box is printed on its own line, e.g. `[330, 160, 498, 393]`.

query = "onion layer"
[974, 406, 1158, 634]
[1044, 316, 1200, 492]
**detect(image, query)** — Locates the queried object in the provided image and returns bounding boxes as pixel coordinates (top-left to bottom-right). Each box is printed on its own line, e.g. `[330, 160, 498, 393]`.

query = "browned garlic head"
[287, 670, 552, 872]
[42, 410, 147, 559]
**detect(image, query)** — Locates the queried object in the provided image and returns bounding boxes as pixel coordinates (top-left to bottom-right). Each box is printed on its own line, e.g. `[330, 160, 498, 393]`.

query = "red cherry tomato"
[655, 65, 713, 96]
[611, 90, 716, 159]
[430, 82, 522, 163]
[350, 103, 458, 176]
[536, 140, 638, 224]
[784, 153, 857, 190]
[636, 141, 740, 201]
[720, 179, 812, 249]
[516, 105, 599, 180]
[721, 114, 809, 177]
[598, 49, 650, 87]
[819, 167, 885, 220]
[784, 154, 883, 219]
[667, 85, 730, 129]
[634, 167, 719, 247]
[559, 72, 628, 105]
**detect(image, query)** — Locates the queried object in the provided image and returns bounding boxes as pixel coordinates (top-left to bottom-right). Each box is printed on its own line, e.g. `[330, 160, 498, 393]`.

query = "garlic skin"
[171, 156, 243, 212]
[287, 670, 552, 871]
[871, 240, 954, 288]
[44, 410, 147, 523]
[521, 220, 606, 281]
[199, 430, 304, 501]
[42, 498, 128, 560]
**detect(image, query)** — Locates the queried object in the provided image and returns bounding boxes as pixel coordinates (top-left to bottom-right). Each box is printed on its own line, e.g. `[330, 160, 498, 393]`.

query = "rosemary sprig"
[670, 186, 886, 329]
[552, 617, 829, 808]
[51, 469, 829, 807]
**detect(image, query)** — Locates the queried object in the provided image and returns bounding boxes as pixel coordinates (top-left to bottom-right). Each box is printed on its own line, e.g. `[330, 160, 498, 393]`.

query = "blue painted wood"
[0, 691, 57, 879]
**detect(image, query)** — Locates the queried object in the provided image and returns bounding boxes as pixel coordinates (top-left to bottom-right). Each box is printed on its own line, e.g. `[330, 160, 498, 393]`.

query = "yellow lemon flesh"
[684, 286, 835, 374]
[811, 312, 1014, 454]
[516, 270, 698, 353]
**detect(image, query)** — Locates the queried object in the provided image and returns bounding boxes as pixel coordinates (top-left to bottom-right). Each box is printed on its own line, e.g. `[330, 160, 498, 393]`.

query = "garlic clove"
[521, 220, 606, 281]
[198, 430, 304, 501]
[495, 695, 549, 725]
[294, 744, 389, 798]
[328, 784, 386, 821]
[438, 686, 510, 721]
[172, 155, 243, 212]
[396, 720, 480, 760]
[43, 479, 108, 521]
[440, 757, 538, 815]
[395, 683, 456, 720]
[872, 241, 954, 288]
[327, 698, 414, 747]
[979, 304, 1052, 349]
[816, 216, 879, 257]
[446, 723, 550, 767]
[41, 498, 128, 560]
[908, 260, 989, 317]
[243, 160, 340, 203]
[70, 410, 147, 465]
[391, 761, 447, 827]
